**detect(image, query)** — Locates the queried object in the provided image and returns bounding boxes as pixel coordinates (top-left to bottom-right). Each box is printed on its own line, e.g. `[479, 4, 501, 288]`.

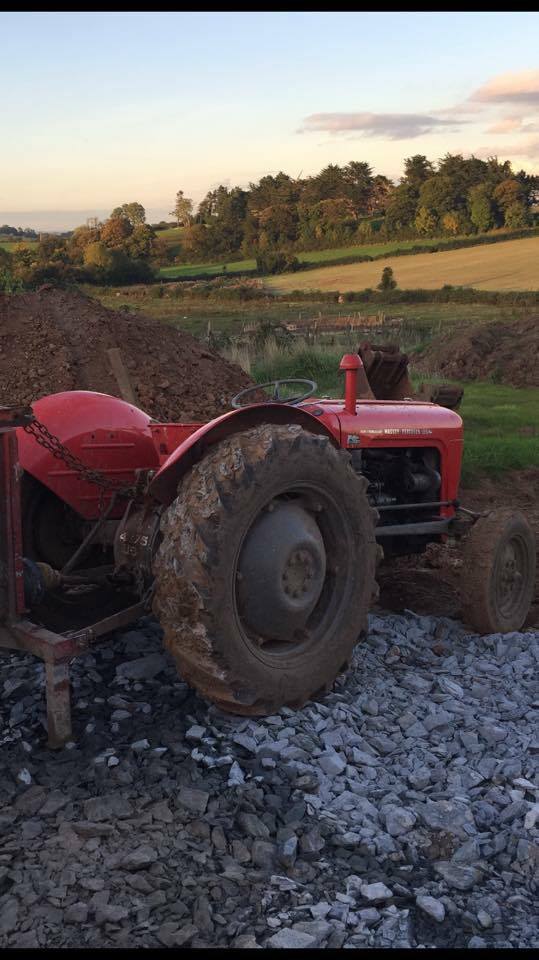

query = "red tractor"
[0, 354, 535, 746]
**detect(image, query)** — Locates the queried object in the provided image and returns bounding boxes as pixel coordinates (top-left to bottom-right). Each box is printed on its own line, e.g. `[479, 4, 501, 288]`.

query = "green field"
[0, 238, 38, 251]
[157, 234, 481, 280]
[91, 285, 525, 341]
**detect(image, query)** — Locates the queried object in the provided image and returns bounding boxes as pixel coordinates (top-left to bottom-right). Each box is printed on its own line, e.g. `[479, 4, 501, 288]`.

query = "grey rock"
[319, 750, 346, 776]
[385, 806, 417, 837]
[40, 789, 69, 816]
[83, 793, 133, 822]
[419, 799, 474, 836]
[72, 821, 114, 838]
[267, 928, 317, 949]
[292, 920, 333, 947]
[233, 934, 261, 948]
[178, 786, 209, 815]
[416, 895, 445, 922]
[115, 653, 168, 680]
[237, 812, 270, 839]
[114, 845, 158, 871]
[64, 900, 88, 923]
[477, 910, 493, 929]
[96, 904, 130, 925]
[278, 835, 298, 867]
[360, 882, 393, 902]
[0, 897, 18, 935]
[251, 841, 276, 870]
[434, 861, 481, 890]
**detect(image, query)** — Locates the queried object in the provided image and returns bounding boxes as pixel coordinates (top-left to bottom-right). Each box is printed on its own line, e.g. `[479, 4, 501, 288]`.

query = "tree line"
[0, 203, 163, 288]
[172, 154, 538, 263]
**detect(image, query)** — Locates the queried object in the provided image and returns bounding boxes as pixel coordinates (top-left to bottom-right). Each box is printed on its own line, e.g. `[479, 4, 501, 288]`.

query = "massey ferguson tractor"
[0, 352, 535, 747]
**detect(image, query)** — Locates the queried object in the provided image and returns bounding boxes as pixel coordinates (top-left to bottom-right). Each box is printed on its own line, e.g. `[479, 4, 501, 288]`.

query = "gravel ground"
[1, 611, 537, 949]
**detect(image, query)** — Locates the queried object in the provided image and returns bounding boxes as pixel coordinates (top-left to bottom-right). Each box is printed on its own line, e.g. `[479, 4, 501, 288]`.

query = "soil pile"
[413, 315, 539, 387]
[0, 287, 252, 421]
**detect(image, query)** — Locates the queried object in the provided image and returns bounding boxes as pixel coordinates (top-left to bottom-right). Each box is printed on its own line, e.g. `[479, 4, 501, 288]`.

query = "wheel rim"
[493, 533, 529, 621]
[233, 482, 355, 663]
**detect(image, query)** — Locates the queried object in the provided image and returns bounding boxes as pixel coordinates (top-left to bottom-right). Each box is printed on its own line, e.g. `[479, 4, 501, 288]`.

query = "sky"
[1, 11, 539, 231]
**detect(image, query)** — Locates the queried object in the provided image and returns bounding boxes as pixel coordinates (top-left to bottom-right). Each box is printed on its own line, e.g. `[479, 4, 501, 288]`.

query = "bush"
[256, 250, 301, 275]
[378, 266, 397, 290]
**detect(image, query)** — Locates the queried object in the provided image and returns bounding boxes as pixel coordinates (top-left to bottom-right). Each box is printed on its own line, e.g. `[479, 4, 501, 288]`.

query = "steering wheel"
[231, 378, 317, 408]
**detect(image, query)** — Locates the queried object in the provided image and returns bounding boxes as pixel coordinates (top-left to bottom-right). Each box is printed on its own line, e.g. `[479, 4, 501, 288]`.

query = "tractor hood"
[300, 398, 463, 448]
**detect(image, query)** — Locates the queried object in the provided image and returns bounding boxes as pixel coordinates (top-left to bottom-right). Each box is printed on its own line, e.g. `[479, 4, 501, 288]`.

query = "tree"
[367, 175, 394, 214]
[111, 202, 146, 226]
[492, 178, 525, 214]
[468, 184, 496, 232]
[402, 155, 435, 188]
[126, 224, 157, 260]
[378, 266, 397, 290]
[504, 202, 530, 228]
[441, 210, 472, 235]
[415, 206, 438, 235]
[101, 215, 133, 249]
[170, 190, 193, 226]
[68, 224, 100, 260]
[418, 175, 458, 218]
[341, 161, 373, 215]
[384, 183, 417, 233]
[83, 241, 116, 273]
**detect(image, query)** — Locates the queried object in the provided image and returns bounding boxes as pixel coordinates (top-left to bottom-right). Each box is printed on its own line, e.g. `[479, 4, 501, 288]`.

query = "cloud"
[486, 114, 539, 134]
[300, 112, 461, 140]
[471, 69, 539, 104]
[474, 137, 539, 160]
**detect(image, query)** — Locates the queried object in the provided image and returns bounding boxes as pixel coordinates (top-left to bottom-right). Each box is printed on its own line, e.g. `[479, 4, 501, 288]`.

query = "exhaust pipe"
[339, 354, 363, 415]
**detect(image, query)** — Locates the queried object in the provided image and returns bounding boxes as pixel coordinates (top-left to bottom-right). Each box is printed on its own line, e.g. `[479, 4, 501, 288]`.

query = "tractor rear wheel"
[460, 508, 536, 634]
[153, 423, 378, 715]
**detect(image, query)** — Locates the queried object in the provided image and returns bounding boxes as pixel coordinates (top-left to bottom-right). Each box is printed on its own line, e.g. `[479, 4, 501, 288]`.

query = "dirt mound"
[0, 287, 252, 421]
[412, 315, 539, 387]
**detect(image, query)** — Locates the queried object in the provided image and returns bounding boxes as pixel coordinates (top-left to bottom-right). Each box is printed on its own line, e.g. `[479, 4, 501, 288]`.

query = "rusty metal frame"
[0, 408, 145, 748]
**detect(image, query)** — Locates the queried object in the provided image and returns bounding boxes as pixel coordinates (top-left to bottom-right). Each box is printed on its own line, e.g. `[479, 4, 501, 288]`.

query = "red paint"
[16, 376, 463, 526]
[16, 391, 159, 520]
[339, 353, 361, 415]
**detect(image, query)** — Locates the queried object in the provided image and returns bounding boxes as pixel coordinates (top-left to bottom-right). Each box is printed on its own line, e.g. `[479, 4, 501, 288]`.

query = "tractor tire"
[153, 423, 378, 715]
[460, 508, 536, 634]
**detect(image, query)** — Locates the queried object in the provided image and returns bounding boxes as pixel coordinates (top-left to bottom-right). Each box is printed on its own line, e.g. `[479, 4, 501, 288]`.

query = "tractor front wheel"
[460, 508, 536, 634]
[153, 423, 378, 715]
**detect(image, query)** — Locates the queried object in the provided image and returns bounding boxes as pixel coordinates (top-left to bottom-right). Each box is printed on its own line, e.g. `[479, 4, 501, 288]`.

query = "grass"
[457, 382, 539, 485]
[267, 235, 539, 293]
[156, 233, 489, 280]
[0, 238, 38, 251]
[90, 284, 528, 341]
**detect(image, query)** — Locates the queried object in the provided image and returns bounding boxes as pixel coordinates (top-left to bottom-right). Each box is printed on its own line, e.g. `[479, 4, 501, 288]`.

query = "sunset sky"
[2, 11, 539, 230]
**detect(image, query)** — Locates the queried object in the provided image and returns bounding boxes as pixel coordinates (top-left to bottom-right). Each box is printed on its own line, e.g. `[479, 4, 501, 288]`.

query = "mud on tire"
[153, 423, 378, 715]
[460, 508, 536, 634]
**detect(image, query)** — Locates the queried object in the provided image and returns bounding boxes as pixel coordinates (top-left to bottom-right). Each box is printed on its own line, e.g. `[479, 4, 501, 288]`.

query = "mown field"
[267, 235, 539, 293]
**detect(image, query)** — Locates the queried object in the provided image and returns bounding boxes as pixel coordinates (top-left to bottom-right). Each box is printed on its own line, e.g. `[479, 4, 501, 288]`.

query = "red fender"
[149, 403, 341, 507]
[17, 391, 159, 520]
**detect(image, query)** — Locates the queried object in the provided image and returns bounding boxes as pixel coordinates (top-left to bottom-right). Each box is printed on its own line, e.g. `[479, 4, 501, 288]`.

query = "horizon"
[2, 11, 539, 232]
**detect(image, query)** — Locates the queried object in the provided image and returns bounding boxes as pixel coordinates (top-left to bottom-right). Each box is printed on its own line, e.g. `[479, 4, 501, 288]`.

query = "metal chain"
[23, 418, 136, 498]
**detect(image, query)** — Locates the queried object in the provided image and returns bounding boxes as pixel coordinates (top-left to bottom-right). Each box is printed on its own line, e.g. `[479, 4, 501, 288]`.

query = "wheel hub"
[237, 501, 326, 645]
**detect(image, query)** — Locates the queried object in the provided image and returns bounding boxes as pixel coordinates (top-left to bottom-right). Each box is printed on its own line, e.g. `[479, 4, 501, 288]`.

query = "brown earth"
[378, 468, 539, 629]
[413, 315, 539, 387]
[0, 287, 252, 422]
